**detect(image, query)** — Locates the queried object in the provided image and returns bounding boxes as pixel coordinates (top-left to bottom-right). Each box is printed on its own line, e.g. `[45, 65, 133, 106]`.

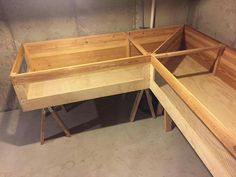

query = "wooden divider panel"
[185, 26, 222, 70]
[215, 47, 236, 89]
[129, 25, 182, 53]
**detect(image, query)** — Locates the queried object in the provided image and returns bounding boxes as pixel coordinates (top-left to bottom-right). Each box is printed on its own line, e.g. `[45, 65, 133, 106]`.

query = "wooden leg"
[48, 107, 71, 137]
[156, 102, 164, 116]
[145, 89, 156, 118]
[40, 109, 46, 145]
[130, 90, 144, 122]
[164, 110, 175, 132]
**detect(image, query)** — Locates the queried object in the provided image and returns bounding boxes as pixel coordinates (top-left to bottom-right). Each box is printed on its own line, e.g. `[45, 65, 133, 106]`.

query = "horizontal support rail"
[151, 54, 236, 158]
[154, 45, 224, 59]
[10, 55, 150, 84]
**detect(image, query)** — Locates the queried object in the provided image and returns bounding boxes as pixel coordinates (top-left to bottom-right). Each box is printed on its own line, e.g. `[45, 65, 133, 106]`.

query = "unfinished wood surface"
[129, 25, 182, 53]
[172, 55, 209, 77]
[155, 46, 222, 59]
[130, 90, 144, 122]
[21, 63, 150, 111]
[25, 32, 127, 55]
[11, 55, 150, 84]
[149, 77, 236, 177]
[153, 26, 184, 54]
[215, 47, 236, 89]
[145, 89, 156, 118]
[40, 109, 46, 145]
[179, 73, 236, 136]
[212, 45, 225, 73]
[151, 55, 236, 158]
[163, 110, 174, 132]
[128, 36, 149, 55]
[184, 26, 223, 70]
[30, 47, 127, 71]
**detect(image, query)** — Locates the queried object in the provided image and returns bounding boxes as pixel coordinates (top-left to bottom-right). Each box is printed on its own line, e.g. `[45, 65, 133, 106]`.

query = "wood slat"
[155, 45, 223, 59]
[11, 55, 150, 84]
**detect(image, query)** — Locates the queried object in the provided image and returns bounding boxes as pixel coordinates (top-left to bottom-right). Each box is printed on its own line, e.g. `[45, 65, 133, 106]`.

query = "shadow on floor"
[0, 92, 155, 146]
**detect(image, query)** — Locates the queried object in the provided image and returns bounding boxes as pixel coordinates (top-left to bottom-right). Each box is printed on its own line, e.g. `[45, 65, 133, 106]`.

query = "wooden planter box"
[10, 25, 236, 176]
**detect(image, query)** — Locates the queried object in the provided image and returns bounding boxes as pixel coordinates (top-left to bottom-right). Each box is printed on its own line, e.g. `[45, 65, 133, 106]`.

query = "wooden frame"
[10, 25, 236, 176]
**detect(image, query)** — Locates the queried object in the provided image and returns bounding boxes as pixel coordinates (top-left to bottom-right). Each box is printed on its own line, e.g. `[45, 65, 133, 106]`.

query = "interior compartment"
[129, 26, 181, 53]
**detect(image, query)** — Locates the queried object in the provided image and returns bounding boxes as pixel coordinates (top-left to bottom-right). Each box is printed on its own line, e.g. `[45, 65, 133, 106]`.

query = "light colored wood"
[212, 45, 226, 74]
[184, 26, 222, 70]
[145, 89, 156, 118]
[128, 36, 149, 55]
[25, 32, 127, 52]
[179, 73, 236, 136]
[163, 110, 174, 132]
[149, 77, 236, 177]
[129, 25, 181, 53]
[151, 54, 236, 158]
[172, 55, 209, 77]
[126, 38, 131, 57]
[215, 47, 236, 89]
[40, 109, 46, 145]
[11, 55, 150, 84]
[155, 45, 223, 59]
[30, 47, 127, 71]
[21, 63, 150, 111]
[153, 26, 184, 53]
[10, 26, 236, 175]
[130, 90, 144, 122]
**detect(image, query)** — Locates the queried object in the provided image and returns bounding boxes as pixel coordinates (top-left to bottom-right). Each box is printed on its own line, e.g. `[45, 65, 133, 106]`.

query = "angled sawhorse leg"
[40, 107, 71, 145]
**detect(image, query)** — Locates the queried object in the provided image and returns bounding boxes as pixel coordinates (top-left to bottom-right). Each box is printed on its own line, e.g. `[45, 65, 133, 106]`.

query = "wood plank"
[145, 89, 156, 118]
[155, 45, 223, 59]
[163, 110, 174, 132]
[24, 32, 127, 50]
[215, 47, 236, 89]
[151, 55, 236, 158]
[153, 26, 184, 53]
[212, 45, 226, 74]
[30, 47, 127, 71]
[128, 36, 149, 55]
[11, 55, 150, 84]
[130, 90, 144, 122]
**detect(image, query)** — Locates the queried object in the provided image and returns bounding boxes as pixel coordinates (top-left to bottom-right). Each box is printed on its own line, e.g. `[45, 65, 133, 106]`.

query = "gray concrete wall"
[188, 0, 236, 48]
[136, 0, 190, 28]
[0, 0, 136, 112]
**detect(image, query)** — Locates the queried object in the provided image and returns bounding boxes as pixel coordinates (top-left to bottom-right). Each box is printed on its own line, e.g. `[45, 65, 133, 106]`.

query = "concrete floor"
[0, 93, 212, 177]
